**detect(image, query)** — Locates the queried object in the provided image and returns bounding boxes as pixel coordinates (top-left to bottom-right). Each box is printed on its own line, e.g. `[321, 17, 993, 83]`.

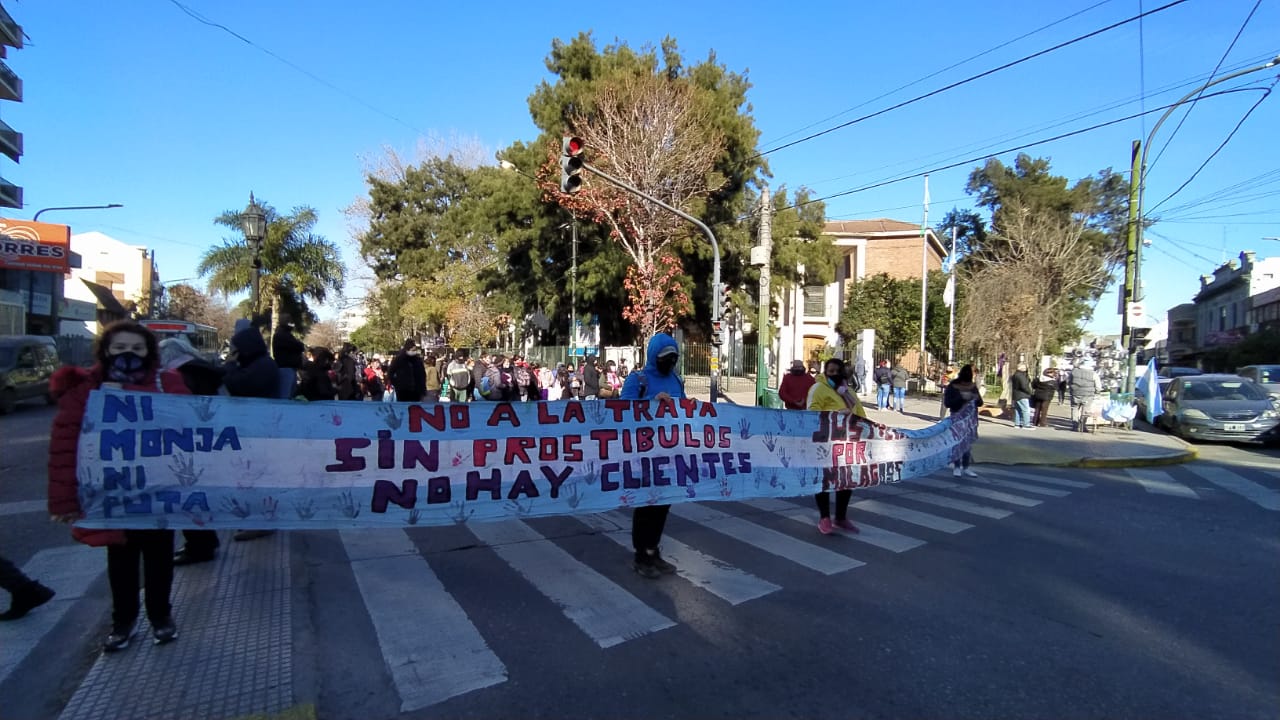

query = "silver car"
[1235, 364, 1280, 403]
[1159, 374, 1280, 444]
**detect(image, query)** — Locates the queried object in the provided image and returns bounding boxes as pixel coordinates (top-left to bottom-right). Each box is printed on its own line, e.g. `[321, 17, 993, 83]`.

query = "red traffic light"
[563, 136, 584, 156]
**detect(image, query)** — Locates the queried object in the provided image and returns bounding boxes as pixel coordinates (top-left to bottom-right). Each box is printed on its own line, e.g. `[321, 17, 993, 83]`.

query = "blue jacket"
[619, 333, 685, 401]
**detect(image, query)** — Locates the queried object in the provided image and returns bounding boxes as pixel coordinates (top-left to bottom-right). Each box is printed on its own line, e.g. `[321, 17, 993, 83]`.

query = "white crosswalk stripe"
[746, 499, 927, 553]
[0, 546, 103, 687]
[1181, 465, 1280, 511]
[907, 477, 1044, 507]
[850, 498, 974, 533]
[978, 467, 1094, 489]
[467, 519, 677, 648]
[870, 485, 1014, 519]
[967, 476, 1072, 497]
[0, 499, 46, 517]
[340, 530, 507, 712]
[577, 512, 781, 605]
[1126, 468, 1200, 498]
[671, 502, 865, 573]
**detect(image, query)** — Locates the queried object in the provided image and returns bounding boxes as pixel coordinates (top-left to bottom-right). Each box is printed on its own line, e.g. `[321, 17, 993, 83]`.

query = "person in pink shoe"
[806, 358, 867, 535]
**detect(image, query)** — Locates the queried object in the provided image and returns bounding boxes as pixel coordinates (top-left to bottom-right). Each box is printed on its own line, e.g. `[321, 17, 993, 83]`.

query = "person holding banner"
[943, 364, 983, 477]
[807, 358, 867, 535]
[620, 333, 686, 579]
[48, 320, 190, 651]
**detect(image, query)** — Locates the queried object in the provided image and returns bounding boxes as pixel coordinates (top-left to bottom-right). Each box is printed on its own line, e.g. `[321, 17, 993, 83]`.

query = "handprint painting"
[72, 389, 976, 530]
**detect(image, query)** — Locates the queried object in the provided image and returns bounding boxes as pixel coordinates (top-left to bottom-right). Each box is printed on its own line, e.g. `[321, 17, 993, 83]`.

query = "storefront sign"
[0, 217, 71, 273]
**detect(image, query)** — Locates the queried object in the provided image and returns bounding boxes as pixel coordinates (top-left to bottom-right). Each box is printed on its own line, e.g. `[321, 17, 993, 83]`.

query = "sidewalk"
[720, 386, 1197, 468]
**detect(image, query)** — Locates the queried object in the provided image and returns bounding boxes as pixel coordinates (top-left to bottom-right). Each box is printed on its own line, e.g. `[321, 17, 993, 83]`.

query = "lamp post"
[239, 193, 267, 317]
[1124, 55, 1280, 395]
[28, 203, 123, 333]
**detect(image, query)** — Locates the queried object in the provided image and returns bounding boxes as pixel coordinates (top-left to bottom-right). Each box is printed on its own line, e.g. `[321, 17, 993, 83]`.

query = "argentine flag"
[1136, 357, 1164, 424]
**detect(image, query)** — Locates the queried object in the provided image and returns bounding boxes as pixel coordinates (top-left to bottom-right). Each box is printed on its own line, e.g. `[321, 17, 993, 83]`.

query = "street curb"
[1066, 447, 1199, 469]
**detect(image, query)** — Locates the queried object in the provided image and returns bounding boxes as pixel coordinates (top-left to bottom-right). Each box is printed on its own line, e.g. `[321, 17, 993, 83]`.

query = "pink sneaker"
[834, 518, 860, 534]
[818, 517, 833, 535]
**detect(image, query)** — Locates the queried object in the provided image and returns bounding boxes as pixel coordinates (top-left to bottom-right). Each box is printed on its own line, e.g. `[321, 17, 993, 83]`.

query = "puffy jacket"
[1070, 367, 1099, 404]
[272, 328, 306, 369]
[583, 359, 600, 397]
[1010, 370, 1034, 401]
[943, 381, 984, 414]
[48, 365, 190, 545]
[620, 334, 685, 401]
[224, 327, 279, 398]
[873, 366, 893, 385]
[890, 366, 910, 389]
[806, 377, 867, 417]
[778, 370, 816, 410]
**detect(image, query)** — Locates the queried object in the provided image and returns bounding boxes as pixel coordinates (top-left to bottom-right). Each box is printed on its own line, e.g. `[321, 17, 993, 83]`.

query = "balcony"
[0, 117, 20, 162]
[0, 59, 19, 102]
[0, 175, 22, 209]
[0, 5, 20, 50]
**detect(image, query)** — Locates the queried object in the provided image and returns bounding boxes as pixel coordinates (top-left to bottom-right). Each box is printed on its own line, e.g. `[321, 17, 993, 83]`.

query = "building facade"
[1193, 251, 1280, 350]
[61, 231, 160, 337]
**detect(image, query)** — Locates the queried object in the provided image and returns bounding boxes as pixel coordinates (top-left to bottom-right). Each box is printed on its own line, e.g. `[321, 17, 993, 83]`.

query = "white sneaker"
[953, 467, 963, 477]
[963, 468, 979, 478]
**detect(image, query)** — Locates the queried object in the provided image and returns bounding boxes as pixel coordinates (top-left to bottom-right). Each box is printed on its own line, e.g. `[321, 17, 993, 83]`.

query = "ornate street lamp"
[240, 192, 266, 315]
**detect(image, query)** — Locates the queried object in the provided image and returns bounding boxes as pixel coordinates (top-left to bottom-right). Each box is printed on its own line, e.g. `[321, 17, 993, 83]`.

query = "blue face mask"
[826, 374, 841, 388]
[108, 351, 147, 383]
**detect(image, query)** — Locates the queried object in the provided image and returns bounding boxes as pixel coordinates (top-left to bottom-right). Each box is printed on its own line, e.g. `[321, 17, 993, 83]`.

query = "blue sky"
[8, 0, 1279, 335]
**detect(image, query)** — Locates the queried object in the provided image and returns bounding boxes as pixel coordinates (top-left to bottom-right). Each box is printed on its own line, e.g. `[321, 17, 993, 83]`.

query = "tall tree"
[835, 271, 951, 358]
[198, 201, 345, 336]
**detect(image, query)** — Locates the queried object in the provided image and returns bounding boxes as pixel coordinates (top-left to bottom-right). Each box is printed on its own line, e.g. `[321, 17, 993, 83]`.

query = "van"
[0, 335, 62, 413]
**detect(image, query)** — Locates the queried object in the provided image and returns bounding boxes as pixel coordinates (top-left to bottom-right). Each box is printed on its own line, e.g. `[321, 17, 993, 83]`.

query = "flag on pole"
[1137, 356, 1163, 424]
[922, 175, 931, 215]
[943, 274, 955, 308]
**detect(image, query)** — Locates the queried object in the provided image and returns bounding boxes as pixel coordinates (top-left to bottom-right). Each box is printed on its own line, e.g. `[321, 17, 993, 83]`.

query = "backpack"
[498, 366, 513, 390]
[515, 364, 532, 388]
[449, 364, 471, 388]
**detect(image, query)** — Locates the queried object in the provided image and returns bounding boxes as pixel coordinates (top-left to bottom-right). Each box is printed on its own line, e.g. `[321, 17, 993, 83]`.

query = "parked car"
[1138, 366, 1203, 424]
[0, 335, 62, 414]
[1158, 373, 1280, 444]
[1235, 364, 1280, 403]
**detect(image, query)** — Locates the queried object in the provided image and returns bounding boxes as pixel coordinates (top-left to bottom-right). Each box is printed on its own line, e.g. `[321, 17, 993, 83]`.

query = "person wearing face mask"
[47, 321, 191, 652]
[388, 338, 426, 402]
[619, 333, 686, 579]
[806, 358, 867, 535]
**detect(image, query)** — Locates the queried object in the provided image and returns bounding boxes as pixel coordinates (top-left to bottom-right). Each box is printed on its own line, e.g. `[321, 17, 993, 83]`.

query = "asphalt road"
[2, 403, 1278, 720]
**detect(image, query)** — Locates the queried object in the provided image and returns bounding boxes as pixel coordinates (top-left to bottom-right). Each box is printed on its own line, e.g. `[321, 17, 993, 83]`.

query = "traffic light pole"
[581, 161, 722, 403]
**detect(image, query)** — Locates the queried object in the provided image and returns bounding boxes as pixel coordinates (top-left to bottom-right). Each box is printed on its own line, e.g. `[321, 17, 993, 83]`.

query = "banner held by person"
[73, 391, 978, 530]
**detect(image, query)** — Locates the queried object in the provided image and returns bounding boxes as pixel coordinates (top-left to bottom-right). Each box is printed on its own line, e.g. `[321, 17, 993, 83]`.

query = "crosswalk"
[3, 459, 1277, 718]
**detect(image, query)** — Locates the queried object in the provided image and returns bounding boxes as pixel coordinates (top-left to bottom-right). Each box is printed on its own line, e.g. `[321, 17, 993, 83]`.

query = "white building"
[61, 231, 160, 336]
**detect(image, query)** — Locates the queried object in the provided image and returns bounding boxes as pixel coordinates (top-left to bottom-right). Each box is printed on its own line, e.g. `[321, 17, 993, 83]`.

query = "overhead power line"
[788, 86, 1267, 212]
[753, 0, 1191, 160]
[1147, 0, 1263, 174]
[166, 0, 425, 136]
[759, 0, 1117, 147]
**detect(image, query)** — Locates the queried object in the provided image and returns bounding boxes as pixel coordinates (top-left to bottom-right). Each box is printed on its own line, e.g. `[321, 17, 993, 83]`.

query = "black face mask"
[108, 351, 148, 383]
[656, 355, 678, 375]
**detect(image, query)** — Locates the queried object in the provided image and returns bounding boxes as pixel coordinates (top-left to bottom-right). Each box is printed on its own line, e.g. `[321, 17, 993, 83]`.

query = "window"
[803, 286, 826, 318]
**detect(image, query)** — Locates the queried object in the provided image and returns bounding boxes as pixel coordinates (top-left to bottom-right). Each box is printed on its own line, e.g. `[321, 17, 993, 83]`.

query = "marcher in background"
[807, 358, 866, 535]
[1032, 368, 1057, 428]
[602, 360, 620, 397]
[423, 353, 442, 402]
[620, 334, 685, 579]
[161, 337, 225, 566]
[363, 359, 385, 402]
[538, 363, 555, 401]
[890, 362, 910, 412]
[48, 320, 189, 651]
[617, 357, 629, 378]
[582, 355, 600, 400]
[1069, 357, 1101, 431]
[873, 360, 893, 410]
[943, 363, 983, 477]
[0, 555, 54, 621]
[223, 325, 280, 541]
[272, 316, 306, 399]
[1057, 370, 1068, 405]
[1010, 362, 1034, 429]
[778, 359, 816, 410]
[335, 343, 361, 401]
[853, 354, 868, 397]
[447, 353, 471, 403]
[388, 339, 426, 403]
[299, 347, 337, 401]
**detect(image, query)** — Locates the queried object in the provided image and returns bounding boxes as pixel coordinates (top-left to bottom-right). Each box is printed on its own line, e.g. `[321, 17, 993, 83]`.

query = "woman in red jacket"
[48, 320, 191, 652]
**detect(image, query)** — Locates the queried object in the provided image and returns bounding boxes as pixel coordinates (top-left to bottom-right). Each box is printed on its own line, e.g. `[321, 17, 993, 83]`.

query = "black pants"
[632, 505, 671, 558]
[1032, 397, 1052, 426]
[0, 553, 35, 594]
[181, 529, 220, 557]
[107, 529, 174, 629]
[815, 490, 852, 520]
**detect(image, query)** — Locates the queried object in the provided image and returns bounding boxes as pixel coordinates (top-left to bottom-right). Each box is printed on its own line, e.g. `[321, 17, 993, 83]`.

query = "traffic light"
[1131, 326, 1151, 348]
[560, 136, 584, 193]
[719, 283, 732, 321]
[711, 320, 724, 347]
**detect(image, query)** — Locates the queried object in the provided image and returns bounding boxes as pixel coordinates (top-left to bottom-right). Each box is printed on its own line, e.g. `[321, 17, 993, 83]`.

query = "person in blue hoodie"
[619, 333, 685, 579]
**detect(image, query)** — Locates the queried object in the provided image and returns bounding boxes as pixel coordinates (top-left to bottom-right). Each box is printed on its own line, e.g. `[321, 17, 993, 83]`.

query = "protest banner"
[73, 391, 978, 530]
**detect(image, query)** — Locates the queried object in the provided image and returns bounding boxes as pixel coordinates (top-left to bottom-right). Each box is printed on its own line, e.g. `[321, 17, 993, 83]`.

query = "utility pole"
[918, 174, 930, 380]
[1121, 140, 1141, 396]
[571, 221, 578, 362]
[754, 184, 773, 405]
[947, 225, 956, 366]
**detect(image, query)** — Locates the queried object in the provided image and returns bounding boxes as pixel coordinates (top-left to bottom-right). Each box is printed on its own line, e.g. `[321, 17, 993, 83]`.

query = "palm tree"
[198, 201, 345, 337]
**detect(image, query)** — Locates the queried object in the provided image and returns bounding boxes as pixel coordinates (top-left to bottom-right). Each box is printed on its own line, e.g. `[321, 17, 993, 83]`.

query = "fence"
[56, 335, 95, 367]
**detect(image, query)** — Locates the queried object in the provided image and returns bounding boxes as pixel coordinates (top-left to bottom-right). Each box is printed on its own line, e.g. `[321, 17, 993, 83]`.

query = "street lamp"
[32, 203, 123, 222]
[1123, 55, 1280, 394]
[26, 203, 123, 333]
[239, 193, 266, 316]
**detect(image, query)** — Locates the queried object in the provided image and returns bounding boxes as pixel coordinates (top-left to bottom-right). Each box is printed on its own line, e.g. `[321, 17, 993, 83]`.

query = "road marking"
[1182, 465, 1280, 511]
[0, 545, 103, 687]
[850, 498, 974, 533]
[979, 467, 1094, 489]
[577, 513, 781, 606]
[672, 502, 866, 573]
[341, 530, 507, 712]
[871, 485, 1015, 519]
[0, 500, 46, 517]
[968, 476, 1072, 497]
[468, 520, 676, 648]
[908, 477, 1044, 507]
[745, 499, 927, 553]
[1125, 468, 1199, 498]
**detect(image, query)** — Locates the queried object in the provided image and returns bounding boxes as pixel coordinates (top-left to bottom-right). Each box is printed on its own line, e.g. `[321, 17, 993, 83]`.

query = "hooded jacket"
[619, 333, 685, 401]
[890, 365, 910, 389]
[1010, 369, 1034, 401]
[224, 327, 279, 398]
[272, 325, 306, 369]
[582, 356, 600, 397]
[48, 364, 190, 546]
[778, 368, 816, 410]
[943, 380, 984, 414]
[806, 376, 867, 416]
